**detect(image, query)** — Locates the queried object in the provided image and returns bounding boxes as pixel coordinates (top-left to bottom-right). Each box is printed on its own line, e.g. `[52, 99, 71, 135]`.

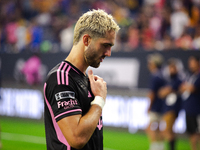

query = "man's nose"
[105, 47, 111, 57]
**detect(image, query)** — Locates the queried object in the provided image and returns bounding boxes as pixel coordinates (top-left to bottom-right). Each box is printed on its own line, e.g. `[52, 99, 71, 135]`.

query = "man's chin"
[90, 63, 100, 68]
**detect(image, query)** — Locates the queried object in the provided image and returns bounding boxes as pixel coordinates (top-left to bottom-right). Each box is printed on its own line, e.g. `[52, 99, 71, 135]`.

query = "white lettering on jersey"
[55, 91, 75, 101]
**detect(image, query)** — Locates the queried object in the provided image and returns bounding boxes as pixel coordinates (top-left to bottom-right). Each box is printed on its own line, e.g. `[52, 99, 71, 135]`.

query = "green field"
[0, 117, 190, 150]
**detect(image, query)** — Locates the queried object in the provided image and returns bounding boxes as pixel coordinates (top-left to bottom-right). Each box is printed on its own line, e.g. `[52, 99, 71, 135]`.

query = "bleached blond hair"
[73, 9, 120, 45]
[147, 53, 164, 69]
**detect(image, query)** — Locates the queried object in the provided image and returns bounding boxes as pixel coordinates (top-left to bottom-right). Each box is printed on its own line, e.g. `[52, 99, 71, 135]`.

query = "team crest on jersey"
[88, 91, 92, 97]
[55, 91, 75, 101]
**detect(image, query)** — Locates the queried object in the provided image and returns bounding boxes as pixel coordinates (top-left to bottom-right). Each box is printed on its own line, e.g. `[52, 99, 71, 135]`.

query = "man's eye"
[103, 44, 109, 48]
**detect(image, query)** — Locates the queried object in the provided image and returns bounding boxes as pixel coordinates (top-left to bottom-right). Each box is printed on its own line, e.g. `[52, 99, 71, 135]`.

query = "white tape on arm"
[91, 96, 105, 109]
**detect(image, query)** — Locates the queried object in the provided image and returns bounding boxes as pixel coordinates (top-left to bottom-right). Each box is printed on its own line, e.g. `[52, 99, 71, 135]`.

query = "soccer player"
[180, 56, 200, 150]
[158, 58, 183, 150]
[146, 53, 166, 150]
[43, 9, 120, 150]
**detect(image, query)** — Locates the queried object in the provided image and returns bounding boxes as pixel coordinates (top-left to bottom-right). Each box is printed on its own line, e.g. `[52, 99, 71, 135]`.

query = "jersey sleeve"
[45, 83, 82, 122]
[149, 76, 160, 92]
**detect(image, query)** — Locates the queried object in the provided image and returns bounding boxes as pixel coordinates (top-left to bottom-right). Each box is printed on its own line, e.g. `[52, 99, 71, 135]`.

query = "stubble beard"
[84, 45, 101, 68]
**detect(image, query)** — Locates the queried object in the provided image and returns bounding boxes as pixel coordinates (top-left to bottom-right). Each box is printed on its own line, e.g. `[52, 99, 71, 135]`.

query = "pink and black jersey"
[44, 60, 103, 150]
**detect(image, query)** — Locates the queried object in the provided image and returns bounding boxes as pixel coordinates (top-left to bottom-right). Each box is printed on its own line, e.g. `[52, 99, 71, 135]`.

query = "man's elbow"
[72, 141, 86, 149]
[69, 137, 88, 149]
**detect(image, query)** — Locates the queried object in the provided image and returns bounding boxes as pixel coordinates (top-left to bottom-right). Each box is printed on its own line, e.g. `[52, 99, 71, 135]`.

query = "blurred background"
[0, 0, 200, 149]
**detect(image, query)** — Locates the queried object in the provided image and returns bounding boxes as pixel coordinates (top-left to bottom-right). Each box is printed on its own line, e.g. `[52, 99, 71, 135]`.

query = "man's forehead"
[105, 30, 116, 37]
[100, 38, 115, 46]
[100, 31, 116, 43]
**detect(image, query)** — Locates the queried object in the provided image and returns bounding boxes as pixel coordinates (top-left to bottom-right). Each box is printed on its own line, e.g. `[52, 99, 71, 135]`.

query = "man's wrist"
[91, 96, 105, 109]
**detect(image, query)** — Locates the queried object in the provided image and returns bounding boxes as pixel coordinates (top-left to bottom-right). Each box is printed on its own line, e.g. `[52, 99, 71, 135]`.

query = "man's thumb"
[88, 70, 94, 82]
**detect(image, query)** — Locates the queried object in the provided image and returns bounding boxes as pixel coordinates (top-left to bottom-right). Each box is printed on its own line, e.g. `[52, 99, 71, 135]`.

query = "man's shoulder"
[46, 61, 83, 86]
[46, 62, 61, 79]
[152, 74, 164, 82]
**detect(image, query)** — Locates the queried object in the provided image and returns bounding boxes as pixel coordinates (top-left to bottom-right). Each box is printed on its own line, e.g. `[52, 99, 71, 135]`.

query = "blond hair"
[73, 9, 120, 45]
[147, 53, 164, 69]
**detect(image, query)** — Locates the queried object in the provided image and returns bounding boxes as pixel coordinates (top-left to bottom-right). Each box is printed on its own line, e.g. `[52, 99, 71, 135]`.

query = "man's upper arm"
[57, 114, 82, 146]
[45, 83, 82, 122]
[45, 82, 91, 148]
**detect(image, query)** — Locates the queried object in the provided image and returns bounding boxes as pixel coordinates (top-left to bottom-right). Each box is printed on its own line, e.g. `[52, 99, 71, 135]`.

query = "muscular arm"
[58, 70, 106, 149]
[57, 105, 102, 149]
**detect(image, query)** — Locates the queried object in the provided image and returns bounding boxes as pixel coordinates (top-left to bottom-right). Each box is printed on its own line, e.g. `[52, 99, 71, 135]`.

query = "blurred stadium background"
[0, 0, 200, 149]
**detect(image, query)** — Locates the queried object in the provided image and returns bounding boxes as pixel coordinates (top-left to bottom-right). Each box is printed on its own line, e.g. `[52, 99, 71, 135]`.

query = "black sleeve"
[45, 83, 82, 122]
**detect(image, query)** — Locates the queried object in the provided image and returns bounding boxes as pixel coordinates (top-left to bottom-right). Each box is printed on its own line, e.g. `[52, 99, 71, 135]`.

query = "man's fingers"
[94, 75, 103, 81]
[88, 70, 103, 82]
[88, 70, 104, 85]
[88, 70, 94, 82]
[88, 70, 107, 99]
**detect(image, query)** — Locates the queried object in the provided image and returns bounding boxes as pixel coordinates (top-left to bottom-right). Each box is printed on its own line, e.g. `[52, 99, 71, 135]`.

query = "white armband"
[91, 96, 105, 109]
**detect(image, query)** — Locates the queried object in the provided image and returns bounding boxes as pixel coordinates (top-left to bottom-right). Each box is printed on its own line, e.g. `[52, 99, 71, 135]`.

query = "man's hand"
[179, 82, 195, 93]
[88, 70, 107, 100]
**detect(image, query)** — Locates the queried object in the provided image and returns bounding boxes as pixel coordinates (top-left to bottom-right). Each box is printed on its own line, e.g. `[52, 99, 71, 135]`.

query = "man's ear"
[83, 34, 91, 46]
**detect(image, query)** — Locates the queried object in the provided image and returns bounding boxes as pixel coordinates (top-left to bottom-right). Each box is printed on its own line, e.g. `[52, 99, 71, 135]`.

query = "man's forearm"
[77, 105, 102, 138]
[58, 105, 102, 149]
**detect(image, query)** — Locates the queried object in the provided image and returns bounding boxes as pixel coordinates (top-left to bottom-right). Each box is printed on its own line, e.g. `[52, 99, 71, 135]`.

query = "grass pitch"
[0, 117, 190, 150]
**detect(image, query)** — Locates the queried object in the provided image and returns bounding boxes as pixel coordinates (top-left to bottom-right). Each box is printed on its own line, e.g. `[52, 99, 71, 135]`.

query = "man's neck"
[65, 44, 88, 74]
[151, 68, 159, 74]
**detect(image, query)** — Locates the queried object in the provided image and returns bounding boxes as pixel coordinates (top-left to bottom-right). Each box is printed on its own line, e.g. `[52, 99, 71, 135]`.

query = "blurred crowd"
[0, 0, 200, 53]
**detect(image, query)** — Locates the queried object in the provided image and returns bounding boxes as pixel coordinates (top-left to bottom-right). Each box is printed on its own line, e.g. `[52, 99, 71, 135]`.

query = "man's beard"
[84, 45, 101, 68]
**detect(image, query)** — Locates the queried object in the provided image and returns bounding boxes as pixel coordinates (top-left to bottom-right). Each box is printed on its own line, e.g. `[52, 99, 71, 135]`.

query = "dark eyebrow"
[103, 43, 114, 47]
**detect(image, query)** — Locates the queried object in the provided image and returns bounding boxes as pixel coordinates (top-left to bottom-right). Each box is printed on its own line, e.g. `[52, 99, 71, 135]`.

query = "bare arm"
[179, 82, 196, 94]
[57, 70, 106, 149]
[158, 86, 173, 99]
[57, 105, 102, 149]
